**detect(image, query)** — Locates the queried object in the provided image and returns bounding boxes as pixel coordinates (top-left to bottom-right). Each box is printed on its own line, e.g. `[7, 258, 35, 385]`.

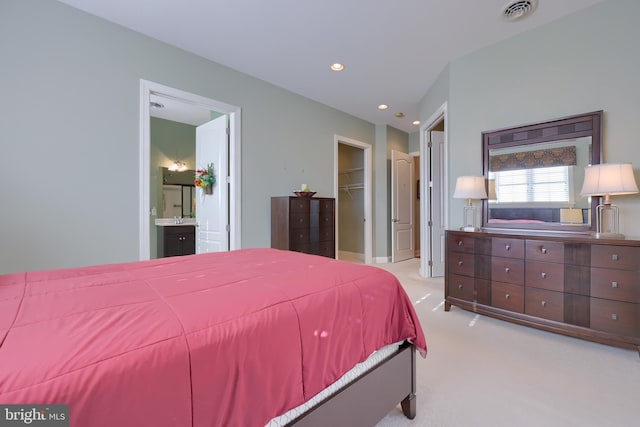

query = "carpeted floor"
[373, 258, 639, 427]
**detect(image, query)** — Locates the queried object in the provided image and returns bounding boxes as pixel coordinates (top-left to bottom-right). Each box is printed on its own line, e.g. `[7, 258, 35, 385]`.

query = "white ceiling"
[58, 0, 605, 133]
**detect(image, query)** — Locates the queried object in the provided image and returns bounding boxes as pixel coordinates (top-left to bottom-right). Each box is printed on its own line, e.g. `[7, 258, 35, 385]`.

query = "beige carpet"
[373, 258, 639, 427]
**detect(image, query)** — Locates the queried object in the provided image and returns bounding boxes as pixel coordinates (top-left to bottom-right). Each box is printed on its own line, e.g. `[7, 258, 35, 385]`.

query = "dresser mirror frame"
[481, 111, 603, 233]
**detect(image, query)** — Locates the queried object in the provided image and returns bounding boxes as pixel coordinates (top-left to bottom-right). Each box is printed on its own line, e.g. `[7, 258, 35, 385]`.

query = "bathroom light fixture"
[169, 160, 188, 172]
[580, 163, 638, 238]
[453, 176, 488, 232]
[330, 63, 344, 71]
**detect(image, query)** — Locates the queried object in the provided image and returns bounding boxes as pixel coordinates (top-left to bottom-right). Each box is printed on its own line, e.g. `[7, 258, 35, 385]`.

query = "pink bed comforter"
[0, 248, 426, 426]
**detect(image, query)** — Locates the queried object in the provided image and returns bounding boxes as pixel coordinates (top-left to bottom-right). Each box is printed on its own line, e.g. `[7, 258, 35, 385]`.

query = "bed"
[0, 248, 427, 426]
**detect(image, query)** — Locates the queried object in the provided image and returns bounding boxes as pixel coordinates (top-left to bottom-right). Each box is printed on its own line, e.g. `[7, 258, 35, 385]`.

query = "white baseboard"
[373, 256, 390, 264]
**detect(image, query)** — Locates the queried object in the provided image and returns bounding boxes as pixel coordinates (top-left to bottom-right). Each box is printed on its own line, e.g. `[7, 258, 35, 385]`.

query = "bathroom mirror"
[482, 111, 602, 233]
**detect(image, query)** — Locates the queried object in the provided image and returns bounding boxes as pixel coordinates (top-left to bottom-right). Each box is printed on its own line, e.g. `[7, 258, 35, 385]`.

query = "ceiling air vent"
[501, 0, 538, 22]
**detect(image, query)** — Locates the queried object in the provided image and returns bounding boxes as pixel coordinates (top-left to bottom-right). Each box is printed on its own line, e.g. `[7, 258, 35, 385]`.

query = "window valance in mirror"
[490, 146, 577, 172]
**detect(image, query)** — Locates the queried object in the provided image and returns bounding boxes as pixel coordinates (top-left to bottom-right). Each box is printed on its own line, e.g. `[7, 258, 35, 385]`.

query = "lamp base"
[593, 231, 625, 239]
[460, 226, 481, 232]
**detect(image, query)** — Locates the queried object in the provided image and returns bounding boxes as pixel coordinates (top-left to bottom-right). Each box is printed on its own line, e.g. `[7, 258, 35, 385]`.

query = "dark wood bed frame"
[288, 341, 417, 427]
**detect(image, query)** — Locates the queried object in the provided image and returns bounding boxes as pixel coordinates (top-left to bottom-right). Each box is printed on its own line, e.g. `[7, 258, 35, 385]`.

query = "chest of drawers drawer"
[491, 282, 524, 313]
[591, 245, 640, 270]
[448, 273, 475, 301]
[525, 260, 564, 292]
[447, 233, 475, 254]
[590, 268, 639, 303]
[492, 237, 524, 258]
[491, 257, 524, 285]
[448, 252, 475, 277]
[590, 298, 639, 337]
[526, 240, 564, 262]
[525, 287, 564, 322]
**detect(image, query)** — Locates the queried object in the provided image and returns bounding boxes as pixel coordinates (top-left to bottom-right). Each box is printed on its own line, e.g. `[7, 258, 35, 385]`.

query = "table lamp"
[453, 176, 487, 232]
[580, 163, 638, 238]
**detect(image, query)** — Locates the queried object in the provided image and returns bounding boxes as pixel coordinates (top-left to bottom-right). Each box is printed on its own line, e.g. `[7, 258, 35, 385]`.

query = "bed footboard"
[288, 342, 417, 427]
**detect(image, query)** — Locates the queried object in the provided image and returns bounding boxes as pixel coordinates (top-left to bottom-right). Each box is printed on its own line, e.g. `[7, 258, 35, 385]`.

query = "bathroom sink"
[155, 218, 196, 226]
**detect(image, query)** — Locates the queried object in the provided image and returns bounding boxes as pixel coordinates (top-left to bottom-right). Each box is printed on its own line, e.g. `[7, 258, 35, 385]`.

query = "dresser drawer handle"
[505, 293, 510, 300]
[611, 281, 618, 288]
[505, 244, 511, 251]
[611, 313, 618, 321]
[541, 247, 547, 254]
[505, 267, 510, 273]
[541, 300, 547, 307]
[611, 254, 619, 261]
[457, 240, 464, 246]
[458, 284, 464, 290]
[541, 272, 547, 278]
[299, 233, 304, 238]
[458, 260, 464, 266]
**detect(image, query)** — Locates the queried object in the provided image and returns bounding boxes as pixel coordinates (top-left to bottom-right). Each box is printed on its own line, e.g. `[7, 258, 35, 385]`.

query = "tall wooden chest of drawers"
[271, 196, 335, 258]
[445, 230, 640, 352]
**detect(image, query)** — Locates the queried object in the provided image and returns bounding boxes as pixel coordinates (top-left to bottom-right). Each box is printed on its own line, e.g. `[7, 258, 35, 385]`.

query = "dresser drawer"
[290, 228, 310, 244]
[526, 240, 564, 263]
[316, 227, 334, 242]
[318, 199, 334, 213]
[447, 233, 475, 254]
[525, 287, 564, 322]
[525, 260, 564, 292]
[290, 213, 310, 228]
[448, 273, 475, 301]
[492, 237, 524, 259]
[591, 245, 640, 270]
[590, 268, 640, 303]
[289, 198, 310, 212]
[448, 252, 475, 277]
[590, 298, 639, 337]
[491, 257, 524, 285]
[491, 282, 524, 313]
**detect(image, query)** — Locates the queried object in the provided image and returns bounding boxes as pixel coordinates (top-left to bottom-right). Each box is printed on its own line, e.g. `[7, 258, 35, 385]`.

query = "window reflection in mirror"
[488, 137, 592, 226]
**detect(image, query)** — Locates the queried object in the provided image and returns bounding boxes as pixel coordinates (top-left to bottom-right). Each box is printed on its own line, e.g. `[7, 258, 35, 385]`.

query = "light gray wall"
[421, 0, 640, 235]
[0, 0, 375, 273]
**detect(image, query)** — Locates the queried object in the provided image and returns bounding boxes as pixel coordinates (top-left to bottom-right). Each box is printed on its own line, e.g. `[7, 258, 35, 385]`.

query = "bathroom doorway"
[139, 80, 242, 260]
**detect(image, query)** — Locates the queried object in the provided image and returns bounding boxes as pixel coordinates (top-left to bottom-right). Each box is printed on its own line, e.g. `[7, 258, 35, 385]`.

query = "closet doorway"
[334, 136, 372, 264]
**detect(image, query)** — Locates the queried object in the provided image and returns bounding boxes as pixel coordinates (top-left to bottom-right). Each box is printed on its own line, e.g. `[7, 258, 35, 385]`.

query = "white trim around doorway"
[139, 79, 242, 260]
[419, 102, 448, 277]
[334, 135, 373, 265]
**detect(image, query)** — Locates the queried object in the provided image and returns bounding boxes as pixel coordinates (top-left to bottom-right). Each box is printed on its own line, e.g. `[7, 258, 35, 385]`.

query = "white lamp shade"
[453, 176, 488, 200]
[580, 163, 639, 196]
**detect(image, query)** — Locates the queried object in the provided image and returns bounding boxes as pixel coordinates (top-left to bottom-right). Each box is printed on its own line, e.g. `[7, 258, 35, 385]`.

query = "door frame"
[419, 102, 448, 277]
[139, 79, 242, 260]
[334, 135, 373, 264]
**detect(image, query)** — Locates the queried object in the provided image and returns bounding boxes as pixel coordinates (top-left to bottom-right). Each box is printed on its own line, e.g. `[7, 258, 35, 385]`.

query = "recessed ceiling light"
[412, 121, 420, 126]
[395, 112, 405, 118]
[377, 104, 389, 110]
[330, 63, 344, 72]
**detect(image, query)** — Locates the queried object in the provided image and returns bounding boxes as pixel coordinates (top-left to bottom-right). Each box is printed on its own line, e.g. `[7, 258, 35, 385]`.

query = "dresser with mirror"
[445, 111, 640, 354]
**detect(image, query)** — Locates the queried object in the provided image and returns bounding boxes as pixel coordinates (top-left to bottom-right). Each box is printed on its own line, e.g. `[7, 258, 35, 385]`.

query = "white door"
[429, 131, 446, 277]
[391, 150, 414, 263]
[195, 115, 228, 253]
